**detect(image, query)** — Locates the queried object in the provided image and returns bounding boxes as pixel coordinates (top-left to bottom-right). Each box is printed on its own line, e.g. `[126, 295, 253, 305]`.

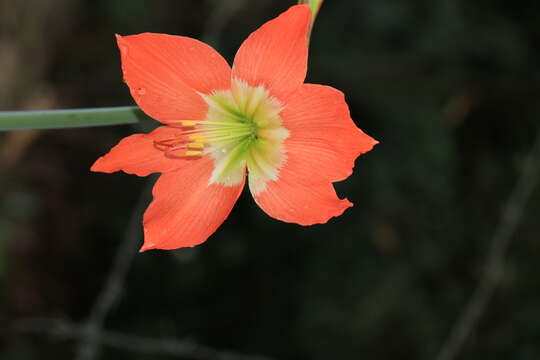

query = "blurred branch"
[74, 178, 154, 360]
[436, 129, 540, 360]
[0, 107, 144, 131]
[15, 317, 274, 360]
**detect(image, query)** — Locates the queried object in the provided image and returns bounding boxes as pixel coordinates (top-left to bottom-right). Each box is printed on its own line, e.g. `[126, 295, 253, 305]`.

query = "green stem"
[0, 106, 147, 131]
[298, 0, 324, 40]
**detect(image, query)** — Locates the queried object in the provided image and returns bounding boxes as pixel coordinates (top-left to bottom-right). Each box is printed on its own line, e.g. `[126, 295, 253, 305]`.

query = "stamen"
[188, 132, 253, 143]
[188, 134, 206, 142]
[187, 142, 205, 149]
[162, 146, 203, 159]
[180, 120, 247, 127]
[183, 128, 250, 137]
[167, 119, 246, 127]
[153, 137, 186, 152]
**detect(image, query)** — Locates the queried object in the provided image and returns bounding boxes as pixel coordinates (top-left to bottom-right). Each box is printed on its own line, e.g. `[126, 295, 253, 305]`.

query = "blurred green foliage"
[1, 0, 539, 359]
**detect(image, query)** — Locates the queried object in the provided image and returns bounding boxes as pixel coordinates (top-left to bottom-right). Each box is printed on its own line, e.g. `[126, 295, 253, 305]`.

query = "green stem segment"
[0, 106, 147, 131]
[298, 0, 324, 40]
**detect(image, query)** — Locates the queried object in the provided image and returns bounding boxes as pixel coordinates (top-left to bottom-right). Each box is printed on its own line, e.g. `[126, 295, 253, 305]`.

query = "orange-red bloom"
[91, 5, 377, 251]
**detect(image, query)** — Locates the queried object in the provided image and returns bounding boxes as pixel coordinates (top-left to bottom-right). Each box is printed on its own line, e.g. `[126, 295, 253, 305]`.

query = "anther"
[188, 135, 207, 142]
[180, 120, 198, 127]
[187, 142, 205, 149]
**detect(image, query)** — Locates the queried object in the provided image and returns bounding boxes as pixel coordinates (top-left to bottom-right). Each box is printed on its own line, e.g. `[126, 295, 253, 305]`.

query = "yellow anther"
[187, 142, 204, 149]
[181, 120, 198, 127]
[185, 150, 203, 157]
[188, 135, 207, 142]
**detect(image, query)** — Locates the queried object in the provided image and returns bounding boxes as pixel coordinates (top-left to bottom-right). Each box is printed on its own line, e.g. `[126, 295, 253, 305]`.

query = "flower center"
[156, 79, 289, 194]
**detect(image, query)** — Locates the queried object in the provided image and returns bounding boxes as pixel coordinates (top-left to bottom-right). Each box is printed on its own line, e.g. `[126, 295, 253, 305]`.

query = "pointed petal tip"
[89, 161, 99, 173]
[115, 34, 126, 46]
[359, 133, 380, 153]
[369, 137, 380, 151]
[139, 242, 157, 252]
[295, 198, 353, 226]
[90, 157, 111, 173]
[367, 138, 380, 150]
[231, 3, 311, 101]
[116, 34, 128, 56]
[89, 155, 125, 174]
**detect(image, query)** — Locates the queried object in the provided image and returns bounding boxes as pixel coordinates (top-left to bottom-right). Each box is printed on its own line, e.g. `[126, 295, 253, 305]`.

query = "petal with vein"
[117, 33, 231, 124]
[252, 174, 352, 226]
[232, 5, 311, 102]
[91, 126, 189, 176]
[142, 156, 245, 250]
[280, 83, 378, 185]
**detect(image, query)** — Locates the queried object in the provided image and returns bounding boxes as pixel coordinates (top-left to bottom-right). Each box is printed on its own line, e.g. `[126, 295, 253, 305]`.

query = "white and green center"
[180, 79, 289, 194]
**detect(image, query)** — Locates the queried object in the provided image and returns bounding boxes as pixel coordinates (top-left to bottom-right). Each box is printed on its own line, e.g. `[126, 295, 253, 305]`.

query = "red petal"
[232, 5, 311, 102]
[91, 126, 188, 176]
[252, 178, 352, 226]
[116, 33, 231, 123]
[280, 84, 378, 185]
[250, 84, 377, 225]
[141, 157, 245, 250]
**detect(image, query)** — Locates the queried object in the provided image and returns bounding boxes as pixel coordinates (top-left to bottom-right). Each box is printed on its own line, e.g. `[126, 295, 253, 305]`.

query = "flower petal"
[117, 33, 232, 123]
[251, 175, 352, 226]
[249, 84, 377, 225]
[280, 84, 378, 185]
[141, 156, 245, 250]
[91, 126, 188, 176]
[232, 5, 311, 102]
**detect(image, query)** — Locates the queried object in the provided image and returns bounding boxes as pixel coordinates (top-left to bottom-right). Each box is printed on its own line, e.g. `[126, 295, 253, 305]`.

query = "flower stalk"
[0, 106, 145, 131]
[297, 0, 324, 40]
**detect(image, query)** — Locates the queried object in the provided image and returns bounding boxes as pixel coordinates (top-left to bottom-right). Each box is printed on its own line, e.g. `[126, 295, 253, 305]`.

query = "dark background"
[1, 0, 540, 359]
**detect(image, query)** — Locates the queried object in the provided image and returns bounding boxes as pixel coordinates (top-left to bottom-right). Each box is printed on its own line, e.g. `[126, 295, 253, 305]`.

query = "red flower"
[91, 5, 377, 251]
